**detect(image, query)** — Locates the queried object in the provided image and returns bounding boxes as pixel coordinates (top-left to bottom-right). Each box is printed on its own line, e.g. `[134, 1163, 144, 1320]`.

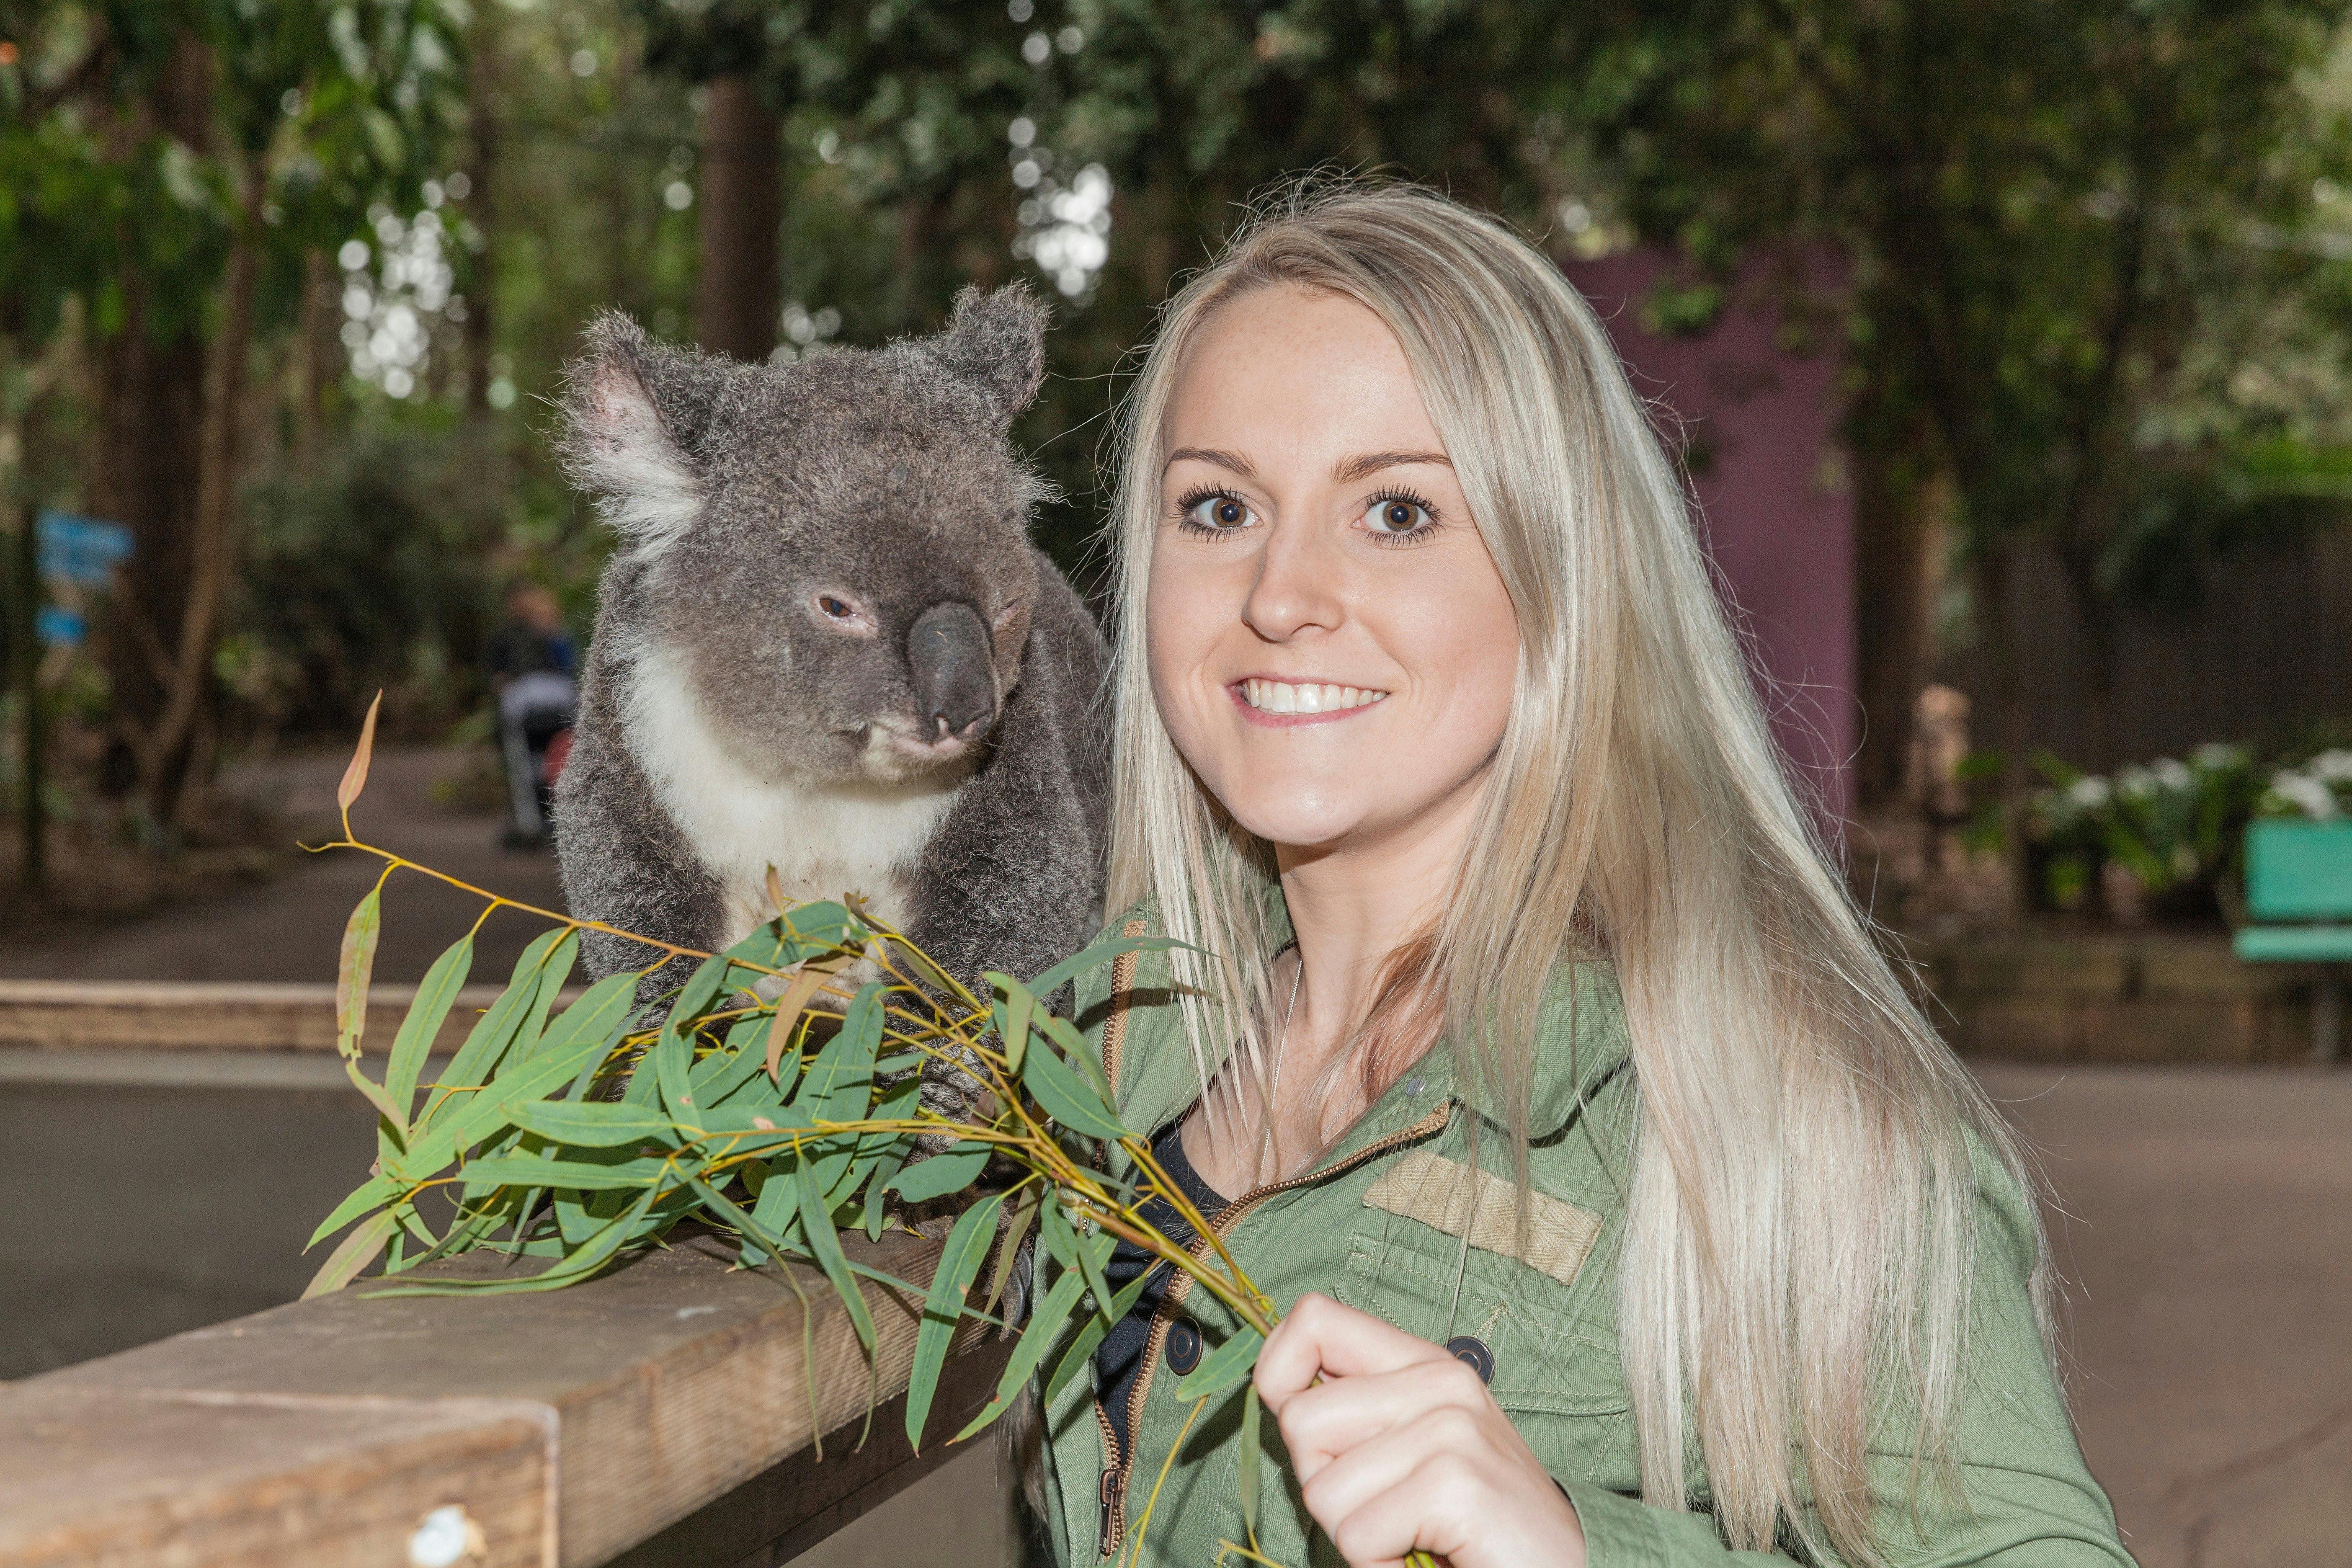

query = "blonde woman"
[1038, 182, 2135, 1568]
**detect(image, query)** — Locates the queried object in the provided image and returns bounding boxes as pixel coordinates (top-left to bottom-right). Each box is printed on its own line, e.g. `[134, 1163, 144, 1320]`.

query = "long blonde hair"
[1102, 180, 2057, 1565]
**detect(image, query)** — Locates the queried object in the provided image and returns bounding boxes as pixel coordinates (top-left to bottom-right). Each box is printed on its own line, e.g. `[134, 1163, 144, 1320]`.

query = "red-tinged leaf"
[336, 887, 381, 1060]
[337, 691, 382, 814]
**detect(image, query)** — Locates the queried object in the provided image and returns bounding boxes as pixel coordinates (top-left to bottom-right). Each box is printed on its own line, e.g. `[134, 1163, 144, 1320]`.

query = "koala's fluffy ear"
[927, 284, 1050, 423]
[557, 311, 707, 552]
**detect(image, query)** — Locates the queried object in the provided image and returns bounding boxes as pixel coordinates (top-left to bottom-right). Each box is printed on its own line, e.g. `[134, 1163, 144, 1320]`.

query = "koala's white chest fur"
[622, 642, 963, 949]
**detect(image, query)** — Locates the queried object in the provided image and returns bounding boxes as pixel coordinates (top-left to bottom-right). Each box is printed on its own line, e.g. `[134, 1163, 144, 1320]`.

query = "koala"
[549, 286, 1109, 1025]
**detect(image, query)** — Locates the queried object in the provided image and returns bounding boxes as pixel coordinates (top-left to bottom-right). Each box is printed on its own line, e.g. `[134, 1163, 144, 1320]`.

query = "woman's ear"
[927, 283, 1051, 424]
[557, 310, 707, 554]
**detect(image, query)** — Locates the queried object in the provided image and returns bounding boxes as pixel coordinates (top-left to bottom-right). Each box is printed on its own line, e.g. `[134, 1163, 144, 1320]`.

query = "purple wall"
[1560, 248, 1857, 825]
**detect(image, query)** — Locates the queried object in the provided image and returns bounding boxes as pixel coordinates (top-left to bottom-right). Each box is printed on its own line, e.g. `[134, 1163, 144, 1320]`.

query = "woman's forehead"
[1160, 286, 1447, 469]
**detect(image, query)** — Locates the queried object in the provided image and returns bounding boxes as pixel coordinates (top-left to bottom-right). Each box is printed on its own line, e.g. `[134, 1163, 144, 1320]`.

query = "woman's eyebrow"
[1163, 446, 1256, 476]
[1332, 450, 1452, 482]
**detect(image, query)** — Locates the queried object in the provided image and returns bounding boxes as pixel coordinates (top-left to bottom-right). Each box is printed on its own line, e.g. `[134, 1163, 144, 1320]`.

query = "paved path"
[0, 747, 566, 986]
[1977, 1061, 2352, 1568]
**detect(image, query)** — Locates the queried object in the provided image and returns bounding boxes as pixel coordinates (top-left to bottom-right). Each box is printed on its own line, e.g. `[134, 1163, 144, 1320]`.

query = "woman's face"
[1147, 284, 1521, 858]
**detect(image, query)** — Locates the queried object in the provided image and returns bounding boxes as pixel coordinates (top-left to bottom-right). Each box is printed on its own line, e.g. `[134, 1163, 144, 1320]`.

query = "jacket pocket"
[1332, 1228, 1630, 1419]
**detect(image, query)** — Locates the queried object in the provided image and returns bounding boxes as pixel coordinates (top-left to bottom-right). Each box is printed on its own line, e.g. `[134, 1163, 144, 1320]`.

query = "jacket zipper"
[1094, 1100, 1455, 1559]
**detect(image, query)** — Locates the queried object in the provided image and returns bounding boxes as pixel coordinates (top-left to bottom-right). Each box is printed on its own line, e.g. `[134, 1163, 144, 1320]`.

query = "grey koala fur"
[549, 285, 1109, 1032]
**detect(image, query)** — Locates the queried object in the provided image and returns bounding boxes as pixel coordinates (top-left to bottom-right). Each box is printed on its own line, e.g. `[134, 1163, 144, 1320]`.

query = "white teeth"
[1242, 679, 1387, 715]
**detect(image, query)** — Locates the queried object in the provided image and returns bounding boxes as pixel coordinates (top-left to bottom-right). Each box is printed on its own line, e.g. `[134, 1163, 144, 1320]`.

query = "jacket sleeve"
[1561, 1141, 2138, 1568]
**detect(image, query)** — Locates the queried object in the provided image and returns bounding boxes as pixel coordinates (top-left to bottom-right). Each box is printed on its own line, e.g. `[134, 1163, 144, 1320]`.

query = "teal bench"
[2234, 819, 2352, 1061]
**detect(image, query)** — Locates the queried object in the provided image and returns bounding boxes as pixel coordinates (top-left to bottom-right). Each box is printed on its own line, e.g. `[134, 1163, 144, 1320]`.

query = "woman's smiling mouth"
[1230, 677, 1390, 726]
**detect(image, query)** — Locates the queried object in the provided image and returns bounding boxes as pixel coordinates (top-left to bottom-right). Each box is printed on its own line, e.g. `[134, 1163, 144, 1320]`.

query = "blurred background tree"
[3, 0, 2350, 907]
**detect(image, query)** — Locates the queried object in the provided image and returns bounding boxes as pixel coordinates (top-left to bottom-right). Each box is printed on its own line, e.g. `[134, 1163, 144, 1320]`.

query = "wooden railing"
[0, 1228, 1010, 1568]
[0, 979, 1011, 1568]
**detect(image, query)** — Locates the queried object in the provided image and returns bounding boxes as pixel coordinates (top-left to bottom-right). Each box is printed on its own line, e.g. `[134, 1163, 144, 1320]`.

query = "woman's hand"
[1253, 1293, 1588, 1568]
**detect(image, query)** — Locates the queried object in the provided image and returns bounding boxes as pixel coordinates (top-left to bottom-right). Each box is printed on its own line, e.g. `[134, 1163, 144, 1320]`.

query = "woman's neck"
[1186, 771, 1486, 1191]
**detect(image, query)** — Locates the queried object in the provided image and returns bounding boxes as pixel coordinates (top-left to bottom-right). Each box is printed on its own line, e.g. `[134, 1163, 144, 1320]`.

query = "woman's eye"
[1364, 497, 1434, 536]
[1184, 494, 1255, 531]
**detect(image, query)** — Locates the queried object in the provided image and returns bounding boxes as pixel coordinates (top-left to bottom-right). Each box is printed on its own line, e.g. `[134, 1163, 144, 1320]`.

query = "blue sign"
[36, 511, 133, 589]
[35, 606, 85, 648]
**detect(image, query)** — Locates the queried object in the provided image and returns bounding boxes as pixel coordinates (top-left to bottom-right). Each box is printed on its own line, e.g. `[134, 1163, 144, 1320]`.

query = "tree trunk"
[696, 75, 780, 364]
[91, 32, 213, 823]
[144, 156, 262, 831]
[296, 246, 332, 468]
[1851, 429, 1939, 805]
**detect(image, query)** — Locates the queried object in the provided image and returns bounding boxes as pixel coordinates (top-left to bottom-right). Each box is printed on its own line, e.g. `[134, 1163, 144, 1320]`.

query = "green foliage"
[304, 796, 1307, 1509]
[2024, 743, 2275, 918]
[227, 428, 507, 735]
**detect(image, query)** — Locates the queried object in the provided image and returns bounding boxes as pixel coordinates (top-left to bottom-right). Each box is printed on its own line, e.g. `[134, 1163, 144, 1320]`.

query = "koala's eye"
[812, 592, 873, 632]
[819, 596, 854, 619]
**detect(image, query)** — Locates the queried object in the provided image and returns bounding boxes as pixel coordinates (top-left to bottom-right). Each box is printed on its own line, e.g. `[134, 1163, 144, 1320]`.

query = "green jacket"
[1035, 904, 2138, 1568]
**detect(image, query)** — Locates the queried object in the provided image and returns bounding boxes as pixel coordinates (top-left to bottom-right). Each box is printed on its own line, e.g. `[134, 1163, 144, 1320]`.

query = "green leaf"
[387, 936, 473, 1125]
[1040, 1199, 1116, 1332]
[1021, 1034, 1128, 1140]
[1171, 1325, 1264, 1404]
[514, 932, 581, 1059]
[336, 886, 382, 1060]
[1043, 1263, 1154, 1404]
[796, 982, 883, 1197]
[1024, 933, 1188, 1011]
[1036, 1011, 1115, 1103]
[342, 1057, 404, 1131]
[693, 1015, 774, 1106]
[366, 1184, 660, 1297]
[419, 929, 568, 1127]
[656, 954, 733, 1115]
[906, 1193, 1003, 1453]
[988, 972, 1034, 1075]
[390, 972, 639, 1181]
[798, 1156, 876, 1354]
[773, 900, 861, 960]
[1240, 1383, 1263, 1543]
[508, 1100, 681, 1148]
[952, 1264, 1088, 1442]
[460, 1153, 673, 1191]
[887, 1141, 992, 1202]
[302, 1207, 397, 1298]
[862, 1155, 895, 1243]
[307, 1174, 396, 1250]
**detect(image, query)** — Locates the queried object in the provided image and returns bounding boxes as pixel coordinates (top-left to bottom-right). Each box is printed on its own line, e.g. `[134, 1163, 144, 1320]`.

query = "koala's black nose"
[907, 601, 998, 742]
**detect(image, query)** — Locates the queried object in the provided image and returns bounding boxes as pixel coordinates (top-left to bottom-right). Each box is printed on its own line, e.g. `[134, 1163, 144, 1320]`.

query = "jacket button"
[1166, 1316, 1203, 1375]
[1444, 1335, 1494, 1384]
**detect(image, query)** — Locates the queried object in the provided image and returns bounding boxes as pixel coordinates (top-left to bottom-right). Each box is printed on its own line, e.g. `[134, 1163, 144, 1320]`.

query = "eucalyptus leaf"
[1170, 1324, 1264, 1404]
[905, 1193, 1003, 1452]
[386, 936, 473, 1124]
[335, 886, 382, 1060]
[1043, 1264, 1153, 1404]
[1022, 932, 1186, 1012]
[418, 928, 568, 1127]
[1021, 1034, 1127, 1140]
[888, 1141, 992, 1202]
[508, 1100, 681, 1148]
[952, 1264, 1088, 1442]
[302, 1207, 397, 1298]
[1240, 1382, 1264, 1544]
[798, 1157, 876, 1353]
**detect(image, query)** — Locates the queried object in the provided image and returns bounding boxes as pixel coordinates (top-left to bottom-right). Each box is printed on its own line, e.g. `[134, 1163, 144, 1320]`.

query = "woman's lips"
[1226, 678, 1390, 728]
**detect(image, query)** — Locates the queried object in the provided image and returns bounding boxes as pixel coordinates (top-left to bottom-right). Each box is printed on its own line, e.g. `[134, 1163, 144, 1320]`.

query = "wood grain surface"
[1, 1228, 1008, 1567]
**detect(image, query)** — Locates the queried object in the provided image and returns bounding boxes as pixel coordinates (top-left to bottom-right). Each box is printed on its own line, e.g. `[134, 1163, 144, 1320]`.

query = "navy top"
[1094, 1118, 1230, 1450]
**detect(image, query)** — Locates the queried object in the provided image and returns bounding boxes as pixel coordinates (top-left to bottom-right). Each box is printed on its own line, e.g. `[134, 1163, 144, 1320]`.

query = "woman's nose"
[1241, 519, 1344, 642]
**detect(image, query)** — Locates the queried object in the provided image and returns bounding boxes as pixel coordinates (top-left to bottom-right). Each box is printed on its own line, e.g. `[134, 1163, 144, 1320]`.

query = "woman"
[1036, 182, 2135, 1568]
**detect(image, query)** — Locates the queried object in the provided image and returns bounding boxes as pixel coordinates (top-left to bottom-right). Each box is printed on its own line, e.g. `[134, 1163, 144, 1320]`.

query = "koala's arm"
[905, 552, 1109, 1007]
[551, 710, 725, 999]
